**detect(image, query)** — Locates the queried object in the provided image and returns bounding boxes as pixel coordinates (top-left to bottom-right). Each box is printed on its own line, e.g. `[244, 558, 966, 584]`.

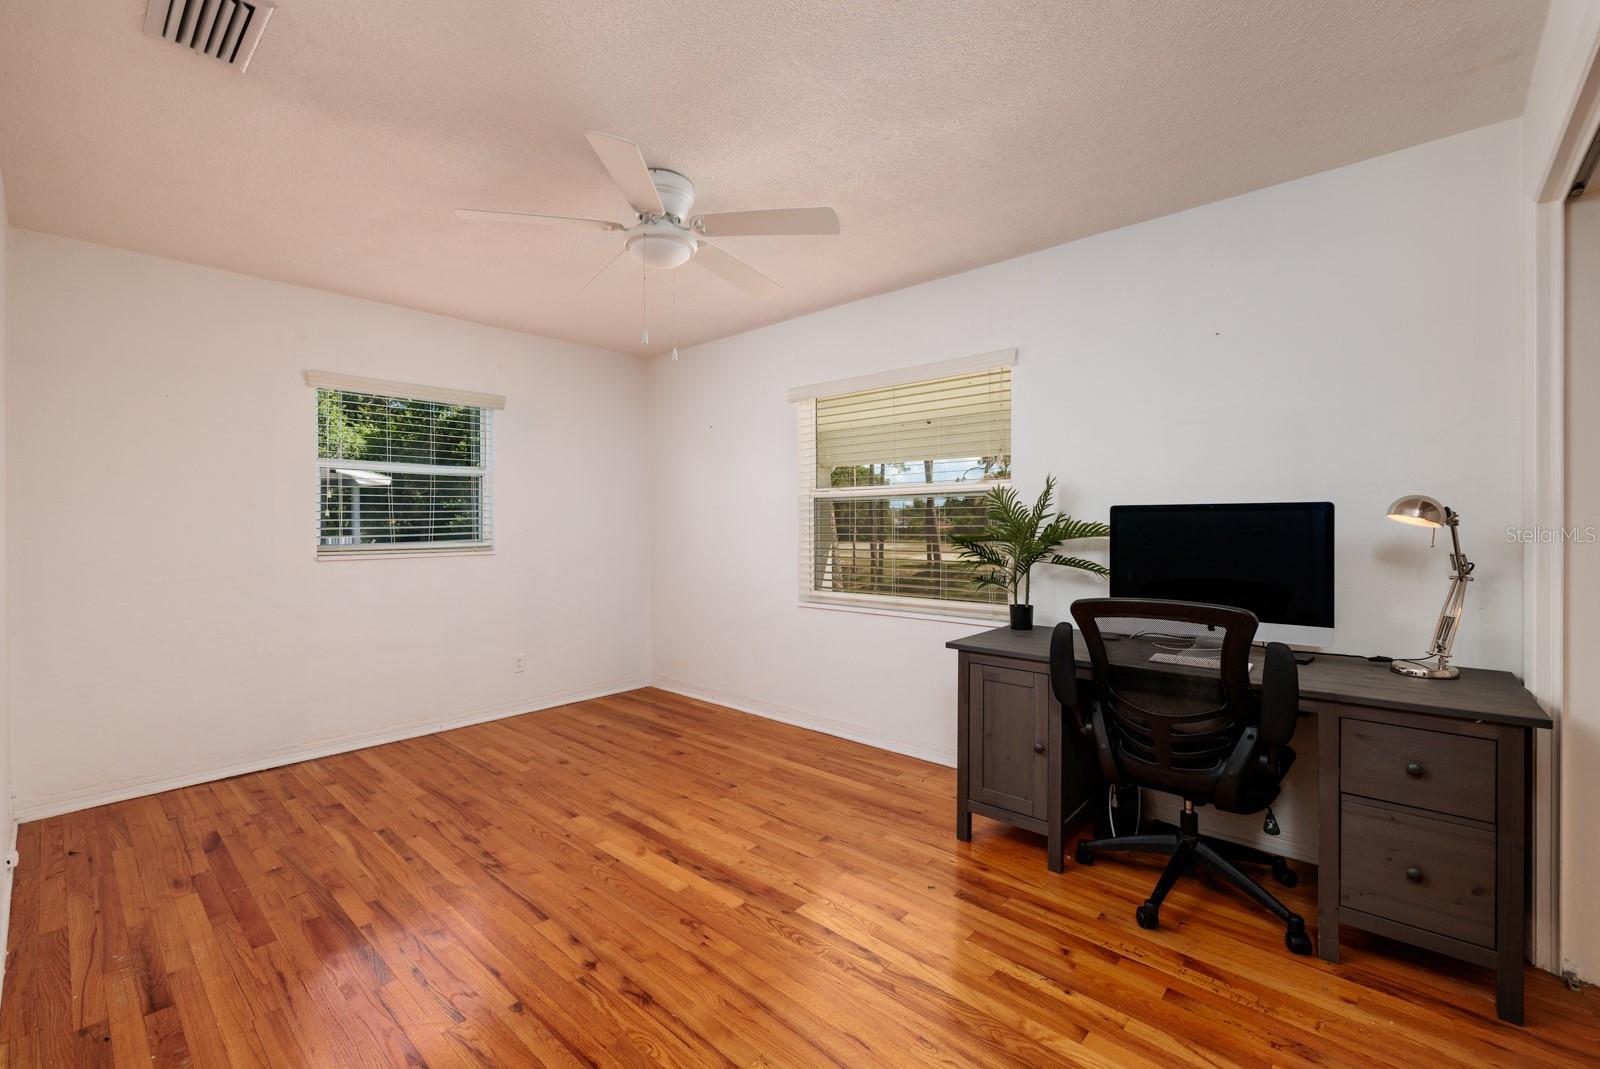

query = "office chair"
[1051, 598, 1312, 955]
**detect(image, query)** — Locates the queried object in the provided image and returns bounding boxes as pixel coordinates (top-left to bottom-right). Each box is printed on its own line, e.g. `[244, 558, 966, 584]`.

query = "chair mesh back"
[1070, 599, 1258, 789]
[1100, 660, 1237, 773]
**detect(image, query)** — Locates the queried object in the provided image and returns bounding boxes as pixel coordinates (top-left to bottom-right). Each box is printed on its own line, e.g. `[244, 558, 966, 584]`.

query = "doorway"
[1562, 146, 1600, 984]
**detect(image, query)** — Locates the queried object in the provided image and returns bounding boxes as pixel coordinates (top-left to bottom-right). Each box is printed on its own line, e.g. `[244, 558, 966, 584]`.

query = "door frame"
[1524, 14, 1600, 974]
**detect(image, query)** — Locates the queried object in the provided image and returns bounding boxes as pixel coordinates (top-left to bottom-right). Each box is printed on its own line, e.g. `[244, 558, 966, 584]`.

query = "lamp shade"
[1387, 494, 1447, 528]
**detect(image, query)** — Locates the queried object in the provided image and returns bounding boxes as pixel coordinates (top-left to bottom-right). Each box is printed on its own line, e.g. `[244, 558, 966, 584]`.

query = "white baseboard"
[650, 676, 957, 768]
[13, 679, 651, 822]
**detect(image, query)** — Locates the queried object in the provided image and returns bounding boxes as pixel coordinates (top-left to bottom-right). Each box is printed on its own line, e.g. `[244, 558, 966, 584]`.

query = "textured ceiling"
[0, 1, 1549, 356]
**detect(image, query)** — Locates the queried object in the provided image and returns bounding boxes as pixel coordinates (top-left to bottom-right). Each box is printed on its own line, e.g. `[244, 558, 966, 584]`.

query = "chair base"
[1075, 807, 1313, 956]
[1142, 817, 1300, 887]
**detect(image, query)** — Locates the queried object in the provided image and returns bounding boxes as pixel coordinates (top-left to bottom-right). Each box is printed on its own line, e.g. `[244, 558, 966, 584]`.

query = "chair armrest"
[1260, 642, 1299, 747]
[1050, 623, 1092, 736]
[1088, 707, 1121, 785]
[1049, 623, 1077, 706]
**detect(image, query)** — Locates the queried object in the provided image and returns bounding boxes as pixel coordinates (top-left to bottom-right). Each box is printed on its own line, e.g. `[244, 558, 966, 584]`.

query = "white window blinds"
[315, 385, 493, 555]
[798, 364, 1012, 613]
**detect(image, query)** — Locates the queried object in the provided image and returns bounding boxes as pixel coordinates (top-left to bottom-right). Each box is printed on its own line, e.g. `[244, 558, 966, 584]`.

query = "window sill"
[798, 596, 1006, 628]
[316, 544, 495, 561]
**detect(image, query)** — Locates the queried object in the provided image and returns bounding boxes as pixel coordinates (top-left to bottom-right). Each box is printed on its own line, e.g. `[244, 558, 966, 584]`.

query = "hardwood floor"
[1, 688, 1595, 1068]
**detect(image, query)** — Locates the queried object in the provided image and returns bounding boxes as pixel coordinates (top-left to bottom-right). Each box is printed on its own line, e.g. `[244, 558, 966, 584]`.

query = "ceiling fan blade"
[693, 242, 781, 299]
[585, 132, 665, 217]
[455, 208, 623, 231]
[691, 206, 839, 238]
[578, 248, 630, 292]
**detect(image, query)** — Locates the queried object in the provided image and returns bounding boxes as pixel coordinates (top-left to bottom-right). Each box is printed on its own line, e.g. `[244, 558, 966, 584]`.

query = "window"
[310, 374, 501, 556]
[796, 356, 1013, 615]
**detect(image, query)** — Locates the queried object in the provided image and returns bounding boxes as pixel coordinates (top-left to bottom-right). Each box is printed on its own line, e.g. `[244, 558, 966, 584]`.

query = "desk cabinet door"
[968, 663, 1050, 819]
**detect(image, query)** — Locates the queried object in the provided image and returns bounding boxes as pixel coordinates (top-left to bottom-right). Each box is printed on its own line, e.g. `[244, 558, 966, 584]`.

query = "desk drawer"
[1340, 797, 1495, 948]
[1340, 718, 1495, 822]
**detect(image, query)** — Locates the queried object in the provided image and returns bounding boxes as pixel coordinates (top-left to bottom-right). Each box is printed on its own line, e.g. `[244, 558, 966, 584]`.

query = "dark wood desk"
[946, 625, 1551, 1024]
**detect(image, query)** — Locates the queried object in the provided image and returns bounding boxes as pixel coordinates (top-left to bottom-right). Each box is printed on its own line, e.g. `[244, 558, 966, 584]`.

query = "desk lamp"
[1386, 494, 1473, 679]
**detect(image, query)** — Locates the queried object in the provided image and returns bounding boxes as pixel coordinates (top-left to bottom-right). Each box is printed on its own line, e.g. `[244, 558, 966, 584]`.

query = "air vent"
[143, 0, 274, 72]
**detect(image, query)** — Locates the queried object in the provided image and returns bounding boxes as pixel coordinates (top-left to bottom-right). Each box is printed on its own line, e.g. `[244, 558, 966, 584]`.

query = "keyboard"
[1148, 652, 1223, 668]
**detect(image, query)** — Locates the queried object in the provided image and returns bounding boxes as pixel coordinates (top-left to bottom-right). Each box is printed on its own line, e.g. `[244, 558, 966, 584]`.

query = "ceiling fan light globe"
[625, 229, 697, 270]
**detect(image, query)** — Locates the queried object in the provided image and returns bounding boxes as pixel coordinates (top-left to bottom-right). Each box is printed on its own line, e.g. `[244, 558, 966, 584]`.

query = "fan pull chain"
[671, 267, 679, 362]
[640, 244, 649, 346]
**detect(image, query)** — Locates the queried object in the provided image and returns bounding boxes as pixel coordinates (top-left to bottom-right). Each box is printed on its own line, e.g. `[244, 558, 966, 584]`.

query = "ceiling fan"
[456, 132, 839, 301]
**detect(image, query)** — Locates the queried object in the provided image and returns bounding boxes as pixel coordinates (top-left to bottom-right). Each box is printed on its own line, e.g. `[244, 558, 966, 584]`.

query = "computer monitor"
[1109, 502, 1335, 629]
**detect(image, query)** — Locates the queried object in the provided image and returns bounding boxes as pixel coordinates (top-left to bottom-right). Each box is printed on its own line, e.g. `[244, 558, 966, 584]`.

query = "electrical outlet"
[512, 653, 526, 674]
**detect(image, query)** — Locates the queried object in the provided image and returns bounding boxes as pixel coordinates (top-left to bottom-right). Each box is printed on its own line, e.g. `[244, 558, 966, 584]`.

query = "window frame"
[795, 354, 1015, 621]
[309, 373, 502, 560]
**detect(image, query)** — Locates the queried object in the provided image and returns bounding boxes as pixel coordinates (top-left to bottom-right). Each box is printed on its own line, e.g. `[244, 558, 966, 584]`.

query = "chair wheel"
[1075, 841, 1094, 865]
[1136, 903, 1160, 930]
[1285, 916, 1313, 956]
[1272, 858, 1298, 887]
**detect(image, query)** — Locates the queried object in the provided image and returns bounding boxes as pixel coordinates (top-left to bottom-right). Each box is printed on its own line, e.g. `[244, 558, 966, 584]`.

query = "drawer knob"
[1404, 761, 1424, 778]
[1406, 866, 1423, 884]
[1033, 741, 1046, 754]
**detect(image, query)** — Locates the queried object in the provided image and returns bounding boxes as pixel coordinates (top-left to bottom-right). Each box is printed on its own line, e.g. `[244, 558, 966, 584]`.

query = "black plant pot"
[1009, 604, 1034, 630]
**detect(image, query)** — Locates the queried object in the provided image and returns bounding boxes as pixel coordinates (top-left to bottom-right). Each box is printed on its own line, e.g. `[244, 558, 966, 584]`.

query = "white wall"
[0, 164, 14, 970]
[647, 122, 1526, 857]
[5, 231, 651, 818]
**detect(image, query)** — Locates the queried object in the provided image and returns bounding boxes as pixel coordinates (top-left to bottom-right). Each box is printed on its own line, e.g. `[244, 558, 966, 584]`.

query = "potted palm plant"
[952, 476, 1110, 629]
